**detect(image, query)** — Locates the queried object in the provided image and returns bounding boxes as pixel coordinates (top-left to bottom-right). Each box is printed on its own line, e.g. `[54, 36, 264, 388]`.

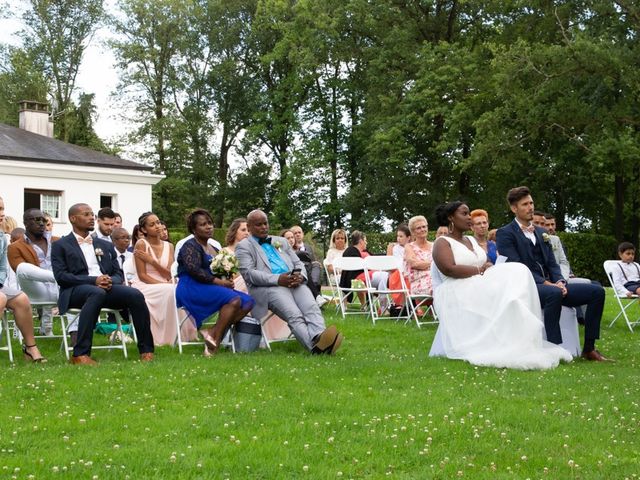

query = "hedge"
[558, 232, 618, 285]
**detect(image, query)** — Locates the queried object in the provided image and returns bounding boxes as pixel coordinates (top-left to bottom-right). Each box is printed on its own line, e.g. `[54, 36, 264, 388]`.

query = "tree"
[21, 0, 104, 141]
[0, 45, 49, 126]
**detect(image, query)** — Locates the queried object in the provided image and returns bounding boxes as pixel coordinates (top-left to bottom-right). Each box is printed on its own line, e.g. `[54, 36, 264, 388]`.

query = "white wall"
[0, 160, 163, 236]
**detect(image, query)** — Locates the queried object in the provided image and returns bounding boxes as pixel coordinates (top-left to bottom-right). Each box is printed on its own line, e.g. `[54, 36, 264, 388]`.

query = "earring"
[448, 221, 454, 234]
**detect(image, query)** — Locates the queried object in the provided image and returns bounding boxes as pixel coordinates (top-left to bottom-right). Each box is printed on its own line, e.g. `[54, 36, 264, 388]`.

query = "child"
[612, 242, 640, 297]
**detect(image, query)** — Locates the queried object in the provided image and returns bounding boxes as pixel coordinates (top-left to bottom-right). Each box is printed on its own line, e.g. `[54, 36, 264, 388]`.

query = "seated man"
[236, 210, 342, 354]
[496, 186, 610, 362]
[7, 209, 73, 337]
[51, 203, 155, 365]
[612, 242, 640, 297]
[290, 225, 324, 306]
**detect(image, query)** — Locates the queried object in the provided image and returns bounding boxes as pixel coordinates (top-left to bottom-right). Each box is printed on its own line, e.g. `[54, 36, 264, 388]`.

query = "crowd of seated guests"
[0, 188, 629, 367]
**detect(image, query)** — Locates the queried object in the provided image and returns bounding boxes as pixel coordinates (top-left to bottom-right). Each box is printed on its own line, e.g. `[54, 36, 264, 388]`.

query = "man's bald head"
[68, 203, 90, 217]
[247, 210, 269, 238]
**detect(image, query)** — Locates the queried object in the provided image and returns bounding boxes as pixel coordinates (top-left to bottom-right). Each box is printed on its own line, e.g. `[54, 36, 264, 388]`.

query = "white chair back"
[363, 255, 402, 272]
[333, 256, 365, 272]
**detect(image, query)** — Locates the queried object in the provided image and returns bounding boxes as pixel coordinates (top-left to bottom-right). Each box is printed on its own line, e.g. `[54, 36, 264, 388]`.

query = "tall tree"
[21, 0, 104, 141]
[0, 45, 49, 126]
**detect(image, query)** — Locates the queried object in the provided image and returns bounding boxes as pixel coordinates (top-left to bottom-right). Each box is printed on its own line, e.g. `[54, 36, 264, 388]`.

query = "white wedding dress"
[430, 236, 572, 370]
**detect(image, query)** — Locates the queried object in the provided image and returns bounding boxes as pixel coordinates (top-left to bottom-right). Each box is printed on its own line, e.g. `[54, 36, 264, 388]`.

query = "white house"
[0, 101, 163, 236]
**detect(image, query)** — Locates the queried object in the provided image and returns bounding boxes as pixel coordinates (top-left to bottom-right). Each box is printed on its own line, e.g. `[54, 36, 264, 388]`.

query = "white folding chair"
[332, 256, 373, 319]
[322, 261, 340, 309]
[363, 255, 412, 324]
[403, 263, 439, 328]
[603, 260, 640, 332]
[60, 308, 130, 360]
[0, 308, 14, 363]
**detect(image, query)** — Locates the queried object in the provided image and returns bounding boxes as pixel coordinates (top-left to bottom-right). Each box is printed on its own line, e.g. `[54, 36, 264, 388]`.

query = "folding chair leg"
[1, 310, 14, 363]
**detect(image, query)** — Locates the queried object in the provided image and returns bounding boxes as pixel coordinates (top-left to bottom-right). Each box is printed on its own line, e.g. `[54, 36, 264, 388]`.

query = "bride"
[430, 201, 572, 370]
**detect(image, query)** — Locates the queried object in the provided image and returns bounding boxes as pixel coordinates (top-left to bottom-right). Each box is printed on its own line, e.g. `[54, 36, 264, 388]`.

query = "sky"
[0, 0, 128, 144]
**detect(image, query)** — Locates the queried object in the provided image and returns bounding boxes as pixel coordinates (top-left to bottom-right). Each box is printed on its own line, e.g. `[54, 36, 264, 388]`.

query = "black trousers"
[67, 284, 154, 357]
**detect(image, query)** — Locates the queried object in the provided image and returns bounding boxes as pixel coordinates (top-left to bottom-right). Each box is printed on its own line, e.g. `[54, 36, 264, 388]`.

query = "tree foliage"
[2, 0, 639, 245]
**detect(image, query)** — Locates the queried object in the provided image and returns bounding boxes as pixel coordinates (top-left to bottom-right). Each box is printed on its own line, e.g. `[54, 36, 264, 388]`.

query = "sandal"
[22, 344, 47, 363]
[200, 329, 218, 353]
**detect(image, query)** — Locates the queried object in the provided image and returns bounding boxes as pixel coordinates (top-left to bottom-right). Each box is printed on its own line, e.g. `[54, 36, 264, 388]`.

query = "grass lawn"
[0, 290, 639, 479]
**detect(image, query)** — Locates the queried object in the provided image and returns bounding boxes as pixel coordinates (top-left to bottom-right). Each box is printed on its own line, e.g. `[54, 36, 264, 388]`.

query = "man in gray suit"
[236, 210, 343, 354]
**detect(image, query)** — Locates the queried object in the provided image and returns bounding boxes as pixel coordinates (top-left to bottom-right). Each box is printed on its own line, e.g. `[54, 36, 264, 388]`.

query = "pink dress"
[131, 239, 197, 345]
[405, 242, 433, 295]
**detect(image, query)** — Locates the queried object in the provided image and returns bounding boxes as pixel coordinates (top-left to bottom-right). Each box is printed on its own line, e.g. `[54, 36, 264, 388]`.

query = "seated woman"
[0, 197, 45, 362]
[430, 201, 571, 370]
[386, 224, 411, 260]
[470, 209, 497, 264]
[404, 215, 433, 296]
[324, 228, 347, 274]
[176, 209, 254, 355]
[338, 230, 368, 307]
[282, 229, 295, 248]
[131, 212, 196, 346]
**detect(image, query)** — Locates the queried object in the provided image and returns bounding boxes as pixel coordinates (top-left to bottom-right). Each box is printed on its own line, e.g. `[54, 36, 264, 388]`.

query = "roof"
[0, 122, 153, 171]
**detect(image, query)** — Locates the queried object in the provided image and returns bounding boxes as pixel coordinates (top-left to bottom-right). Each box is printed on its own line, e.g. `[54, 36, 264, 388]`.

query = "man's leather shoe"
[313, 325, 338, 352]
[581, 349, 612, 362]
[140, 352, 154, 362]
[324, 332, 343, 355]
[70, 355, 97, 365]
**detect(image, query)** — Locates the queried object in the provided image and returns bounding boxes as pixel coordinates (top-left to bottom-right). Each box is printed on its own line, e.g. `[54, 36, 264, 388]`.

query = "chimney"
[18, 100, 54, 138]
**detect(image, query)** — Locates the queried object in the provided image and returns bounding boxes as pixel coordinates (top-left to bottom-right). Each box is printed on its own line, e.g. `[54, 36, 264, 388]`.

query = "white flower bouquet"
[210, 251, 239, 279]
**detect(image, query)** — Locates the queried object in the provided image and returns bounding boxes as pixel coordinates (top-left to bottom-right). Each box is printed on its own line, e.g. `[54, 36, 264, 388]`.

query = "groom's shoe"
[581, 349, 612, 362]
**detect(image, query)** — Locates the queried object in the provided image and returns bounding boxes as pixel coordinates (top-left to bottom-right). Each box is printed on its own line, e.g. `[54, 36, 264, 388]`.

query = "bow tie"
[258, 236, 272, 245]
[520, 224, 535, 234]
[77, 236, 93, 245]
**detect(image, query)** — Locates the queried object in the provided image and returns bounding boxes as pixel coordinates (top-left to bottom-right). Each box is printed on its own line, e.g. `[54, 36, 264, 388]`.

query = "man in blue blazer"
[51, 203, 154, 365]
[496, 186, 609, 361]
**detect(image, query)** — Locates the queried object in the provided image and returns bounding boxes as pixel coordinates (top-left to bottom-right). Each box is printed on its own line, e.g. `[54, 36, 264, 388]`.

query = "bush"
[558, 232, 618, 284]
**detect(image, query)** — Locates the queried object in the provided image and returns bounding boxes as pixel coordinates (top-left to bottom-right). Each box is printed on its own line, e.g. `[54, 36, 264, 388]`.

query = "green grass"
[1, 291, 639, 479]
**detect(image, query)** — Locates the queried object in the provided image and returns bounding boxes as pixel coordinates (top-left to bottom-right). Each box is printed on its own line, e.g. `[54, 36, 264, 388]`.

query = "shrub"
[558, 232, 618, 284]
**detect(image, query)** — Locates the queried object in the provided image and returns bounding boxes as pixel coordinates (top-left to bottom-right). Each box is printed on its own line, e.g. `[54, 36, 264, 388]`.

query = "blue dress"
[176, 238, 254, 328]
[486, 240, 498, 264]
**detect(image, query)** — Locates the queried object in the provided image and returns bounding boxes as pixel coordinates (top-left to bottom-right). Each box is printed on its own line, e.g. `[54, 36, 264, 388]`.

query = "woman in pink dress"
[404, 215, 433, 295]
[131, 212, 195, 346]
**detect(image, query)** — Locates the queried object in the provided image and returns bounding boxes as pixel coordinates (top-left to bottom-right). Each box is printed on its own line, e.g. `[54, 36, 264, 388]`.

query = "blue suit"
[51, 233, 154, 357]
[496, 220, 604, 345]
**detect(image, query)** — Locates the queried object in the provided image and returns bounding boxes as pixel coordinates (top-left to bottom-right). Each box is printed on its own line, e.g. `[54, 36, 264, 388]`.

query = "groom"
[496, 186, 610, 361]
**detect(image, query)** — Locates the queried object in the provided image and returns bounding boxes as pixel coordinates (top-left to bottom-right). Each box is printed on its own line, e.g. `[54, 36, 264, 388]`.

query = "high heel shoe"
[200, 329, 218, 353]
[22, 344, 47, 363]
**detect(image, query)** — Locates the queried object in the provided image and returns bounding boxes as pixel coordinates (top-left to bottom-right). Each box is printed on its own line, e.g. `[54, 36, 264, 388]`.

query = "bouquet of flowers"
[210, 251, 239, 279]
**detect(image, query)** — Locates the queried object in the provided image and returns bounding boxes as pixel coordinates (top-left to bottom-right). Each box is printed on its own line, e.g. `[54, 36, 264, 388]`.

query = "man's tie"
[77, 236, 93, 245]
[119, 254, 125, 268]
[258, 236, 272, 245]
[520, 224, 535, 234]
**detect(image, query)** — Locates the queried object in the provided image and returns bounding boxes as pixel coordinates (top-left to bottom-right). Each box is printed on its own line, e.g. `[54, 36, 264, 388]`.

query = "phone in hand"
[289, 268, 301, 276]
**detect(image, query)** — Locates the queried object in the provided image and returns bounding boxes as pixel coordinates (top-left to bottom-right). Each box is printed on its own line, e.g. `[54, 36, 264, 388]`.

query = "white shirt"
[92, 230, 112, 242]
[516, 220, 536, 245]
[74, 233, 103, 276]
[115, 249, 133, 269]
[611, 261, 640, 296]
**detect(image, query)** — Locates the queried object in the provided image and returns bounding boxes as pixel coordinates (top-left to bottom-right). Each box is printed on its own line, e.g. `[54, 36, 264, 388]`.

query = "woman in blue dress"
[176, 209, 254, 355]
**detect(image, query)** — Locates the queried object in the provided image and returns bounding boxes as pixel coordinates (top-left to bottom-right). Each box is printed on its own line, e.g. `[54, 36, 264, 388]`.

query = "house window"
[24, 189, 62, 220]
[100, 194, 116, 209]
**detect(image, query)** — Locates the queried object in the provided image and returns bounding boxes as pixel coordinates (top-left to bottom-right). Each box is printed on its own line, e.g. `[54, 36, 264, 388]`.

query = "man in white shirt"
[92, 207, 116, 242]
[52, 203, 154, 365]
